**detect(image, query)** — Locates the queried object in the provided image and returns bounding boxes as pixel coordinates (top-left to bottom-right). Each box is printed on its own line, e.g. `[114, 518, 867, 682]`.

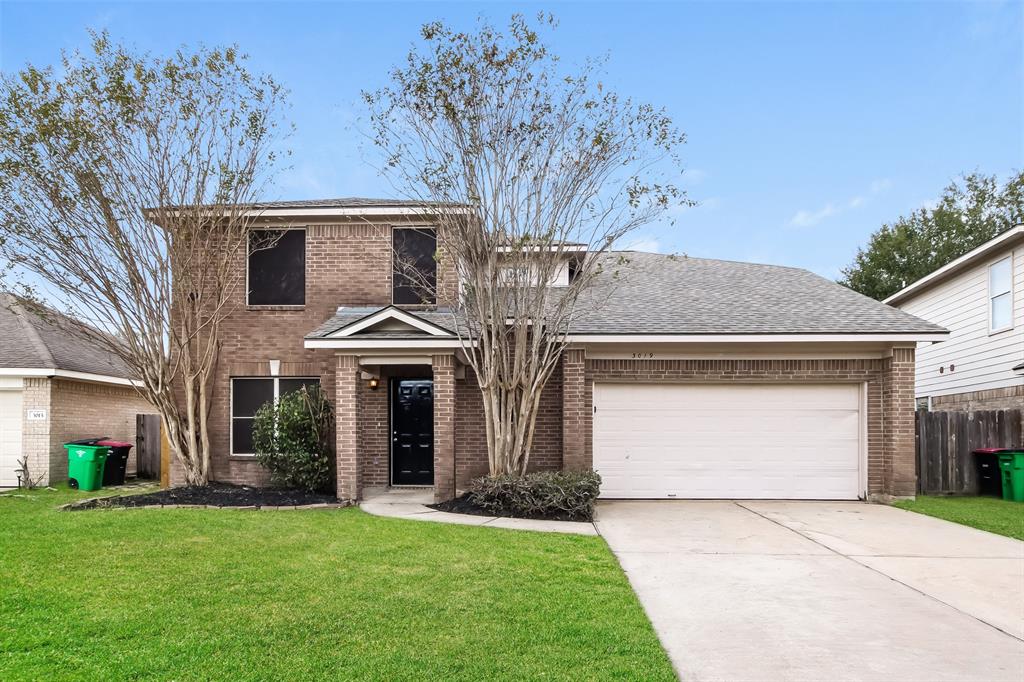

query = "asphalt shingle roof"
[0, 294, 135, 378]
[306, 306, 463, 339]
[571, 252, 947, 335]
[306, 252, 944, 339]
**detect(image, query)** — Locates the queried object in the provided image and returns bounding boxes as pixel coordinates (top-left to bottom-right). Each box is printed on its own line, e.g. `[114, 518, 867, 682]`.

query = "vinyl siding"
[899, 246, 1024, 398]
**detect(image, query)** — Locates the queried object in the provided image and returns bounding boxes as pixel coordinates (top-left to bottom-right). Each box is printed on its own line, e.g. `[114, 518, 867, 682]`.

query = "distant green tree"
[841, 171, 1024, 300]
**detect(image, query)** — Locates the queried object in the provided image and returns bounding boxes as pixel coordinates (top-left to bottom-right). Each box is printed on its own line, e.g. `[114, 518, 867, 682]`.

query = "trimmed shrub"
[252, 385, 334, 493]
[467, 470, 602, 521]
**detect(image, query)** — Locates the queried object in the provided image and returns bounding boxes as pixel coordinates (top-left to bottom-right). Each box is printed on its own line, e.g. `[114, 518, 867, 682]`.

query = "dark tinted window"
[231, 378, 320, 455]
[232, 379, 274, 418]
[279, 377, 320, 398]
[393, 228, 437, 305]
[248, 229, 305, 305]
[231, 378, 273, 455]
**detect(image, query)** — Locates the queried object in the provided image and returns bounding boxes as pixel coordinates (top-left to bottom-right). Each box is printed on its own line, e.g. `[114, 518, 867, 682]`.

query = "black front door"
[391, 379, 434, 485]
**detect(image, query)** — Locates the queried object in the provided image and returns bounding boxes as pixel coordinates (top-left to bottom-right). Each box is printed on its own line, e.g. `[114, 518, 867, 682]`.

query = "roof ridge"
[610, 250, 809, 272]
[6, 295, 56, 368]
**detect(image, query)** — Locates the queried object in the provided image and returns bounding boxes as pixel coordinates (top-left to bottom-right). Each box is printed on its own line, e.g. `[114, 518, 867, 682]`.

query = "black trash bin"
[972, 448, 1005, 497]
[67, 436, 109, 446]
[97, 440, 133, 486]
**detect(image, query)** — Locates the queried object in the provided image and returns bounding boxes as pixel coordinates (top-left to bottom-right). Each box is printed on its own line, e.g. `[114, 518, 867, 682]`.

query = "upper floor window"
[248, 229, 305, 306]
[989, 256, 1012, 333]
[393, 227, 437, 305]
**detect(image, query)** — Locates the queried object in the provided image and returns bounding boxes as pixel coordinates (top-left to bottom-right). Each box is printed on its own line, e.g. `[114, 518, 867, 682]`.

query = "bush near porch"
[0, 487, 675, 681]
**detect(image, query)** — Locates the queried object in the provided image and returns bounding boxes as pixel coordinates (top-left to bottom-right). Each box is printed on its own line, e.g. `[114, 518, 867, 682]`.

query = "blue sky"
[1, 1, 1021, 278]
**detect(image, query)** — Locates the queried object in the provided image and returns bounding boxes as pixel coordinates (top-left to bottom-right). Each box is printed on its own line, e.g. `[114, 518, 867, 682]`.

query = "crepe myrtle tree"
[0, 31, 289, 486]
[364, 14, 690, 476]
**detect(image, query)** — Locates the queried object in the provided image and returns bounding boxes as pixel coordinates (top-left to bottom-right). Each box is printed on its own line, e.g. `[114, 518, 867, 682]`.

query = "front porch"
[334, 353, 458, 503]
[306, 305, 577, 503]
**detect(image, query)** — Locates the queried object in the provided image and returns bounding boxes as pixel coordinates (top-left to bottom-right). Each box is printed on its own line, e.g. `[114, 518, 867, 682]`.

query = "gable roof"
[884, 225, 1024, 307]
[568, 252, 947, 337]
[0, 294, 135, 379]
[306, 306, 462, 340]
[305, 253, 945, 344]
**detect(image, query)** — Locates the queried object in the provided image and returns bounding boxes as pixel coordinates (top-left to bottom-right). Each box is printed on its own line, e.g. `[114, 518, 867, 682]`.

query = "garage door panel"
[594, 383, 862, 500]
[0, 390, 24, 488]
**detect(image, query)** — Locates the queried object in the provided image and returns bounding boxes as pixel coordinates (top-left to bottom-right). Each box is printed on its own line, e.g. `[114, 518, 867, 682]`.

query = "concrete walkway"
[358, 487, 598, 535]
[596, 500, 1024, 682]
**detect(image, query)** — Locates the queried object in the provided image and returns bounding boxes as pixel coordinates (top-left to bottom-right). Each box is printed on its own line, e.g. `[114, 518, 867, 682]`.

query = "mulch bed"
[429, 494, 592, 523]
[62, 483, 341, 511]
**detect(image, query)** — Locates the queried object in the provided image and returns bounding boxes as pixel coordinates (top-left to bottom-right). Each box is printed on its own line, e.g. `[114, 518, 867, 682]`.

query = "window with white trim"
[248, 229, 306, 306]
[230, 377, 320, 455]
[989, 257, 1012, 333]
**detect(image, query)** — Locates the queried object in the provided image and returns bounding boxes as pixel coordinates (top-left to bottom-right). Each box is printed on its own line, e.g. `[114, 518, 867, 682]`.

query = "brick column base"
[432, 354, 456, 502]
[335, 354, 361, 501]
[884, 347, 917, 498]
[561, 348, 587, 471]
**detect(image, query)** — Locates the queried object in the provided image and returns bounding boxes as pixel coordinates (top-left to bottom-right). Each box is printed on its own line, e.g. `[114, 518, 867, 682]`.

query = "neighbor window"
[989, 257, 1012, 332]
[248, 229, 305, 306]
[393, 227, 437, 305]
[230, 377, 320, 455]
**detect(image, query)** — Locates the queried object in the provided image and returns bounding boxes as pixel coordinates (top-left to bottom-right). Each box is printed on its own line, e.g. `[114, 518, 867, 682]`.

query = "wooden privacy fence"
[915, 409, 1022, 494]
[135, 414, 162, 480]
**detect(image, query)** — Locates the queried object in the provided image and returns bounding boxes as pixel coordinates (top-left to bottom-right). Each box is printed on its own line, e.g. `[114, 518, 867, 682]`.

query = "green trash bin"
[65, 444, 110, 491]
[997, 451, 1024, 503]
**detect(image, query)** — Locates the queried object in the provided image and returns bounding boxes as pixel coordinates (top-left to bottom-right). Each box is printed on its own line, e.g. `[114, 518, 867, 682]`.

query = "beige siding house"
[886, 225, 1024, 410]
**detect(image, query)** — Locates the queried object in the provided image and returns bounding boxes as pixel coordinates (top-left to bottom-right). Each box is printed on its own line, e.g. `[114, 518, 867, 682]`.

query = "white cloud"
[685, 168, 708, 184]
[869, 178, 893, 194]
[789, 203, 839, 228]
[788, 178, 893, 228]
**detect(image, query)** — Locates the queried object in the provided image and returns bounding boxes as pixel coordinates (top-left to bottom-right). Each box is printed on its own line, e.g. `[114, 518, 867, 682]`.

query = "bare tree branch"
[0, 31, 290, 485]
[364, 14, 689, 475]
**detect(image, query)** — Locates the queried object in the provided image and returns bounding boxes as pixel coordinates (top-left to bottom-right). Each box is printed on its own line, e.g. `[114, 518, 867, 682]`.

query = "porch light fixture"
[368, 377, 380, 390]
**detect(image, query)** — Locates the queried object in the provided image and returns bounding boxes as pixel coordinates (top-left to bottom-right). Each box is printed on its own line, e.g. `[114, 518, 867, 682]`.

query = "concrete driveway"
[595, 501, 1024, 682]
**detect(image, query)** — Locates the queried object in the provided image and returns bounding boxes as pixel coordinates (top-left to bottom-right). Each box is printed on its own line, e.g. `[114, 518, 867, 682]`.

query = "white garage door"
[593, 383, 862, 500]
[0, 390, 24, 488]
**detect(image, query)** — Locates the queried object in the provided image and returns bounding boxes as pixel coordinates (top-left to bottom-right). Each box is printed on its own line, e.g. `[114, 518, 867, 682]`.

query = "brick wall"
[575, 353, 916, 499]
[193, 220, 459, 488]
[453, 362, 564, 490]
[21, 378, 151, 486]
[930, 385, 1024, 412]
[20, 378, 51, 484]
[359, 380, 390, 488]
[432, 355, 456, 502]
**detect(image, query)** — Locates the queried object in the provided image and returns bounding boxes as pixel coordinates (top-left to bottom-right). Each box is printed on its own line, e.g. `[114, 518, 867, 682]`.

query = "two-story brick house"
[174, 198, 947, 502]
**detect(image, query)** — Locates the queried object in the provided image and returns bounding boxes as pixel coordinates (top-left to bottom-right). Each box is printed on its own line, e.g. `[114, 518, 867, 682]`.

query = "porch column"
[883, 347, 917, 498]
[561, 348, 588, 471]
[335, 353, 362, 501]
[432, 354, 456, 502]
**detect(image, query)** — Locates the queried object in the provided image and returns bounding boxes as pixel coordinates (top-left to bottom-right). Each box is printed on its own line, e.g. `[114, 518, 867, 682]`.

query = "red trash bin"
[97, 440, 134, 486]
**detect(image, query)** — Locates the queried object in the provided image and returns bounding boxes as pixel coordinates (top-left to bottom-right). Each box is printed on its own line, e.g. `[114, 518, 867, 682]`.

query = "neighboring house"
[174, 197, 946, 503]
[0, 294, 152, 487]
[885, 225, 1024, 412]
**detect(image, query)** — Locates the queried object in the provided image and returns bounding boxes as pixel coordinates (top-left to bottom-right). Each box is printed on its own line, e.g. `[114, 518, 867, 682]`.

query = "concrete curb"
[359, 500, 599, 536]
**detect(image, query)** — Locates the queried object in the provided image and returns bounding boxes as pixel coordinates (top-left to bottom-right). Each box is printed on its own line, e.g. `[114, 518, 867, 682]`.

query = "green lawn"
[895, 495, 1024, 541]
[0, 487, 674, 681]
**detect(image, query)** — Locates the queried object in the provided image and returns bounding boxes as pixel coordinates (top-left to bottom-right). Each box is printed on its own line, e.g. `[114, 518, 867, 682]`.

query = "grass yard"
[0, 487, 675, 681]
[895, 495, 1024, 541]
